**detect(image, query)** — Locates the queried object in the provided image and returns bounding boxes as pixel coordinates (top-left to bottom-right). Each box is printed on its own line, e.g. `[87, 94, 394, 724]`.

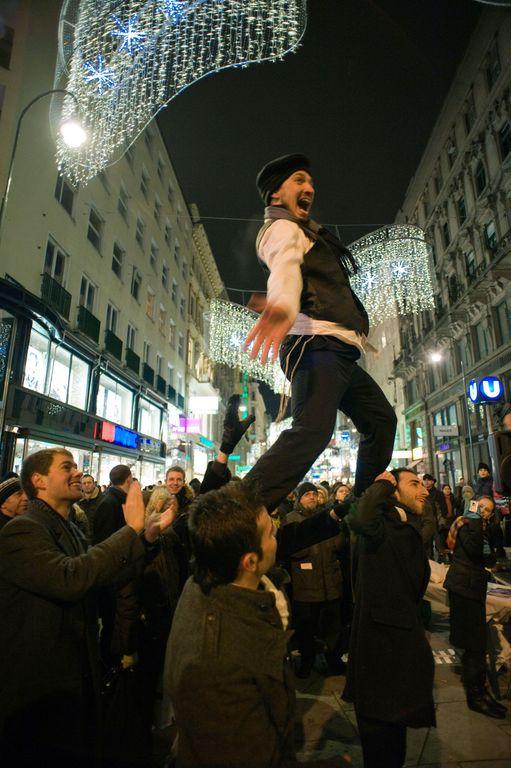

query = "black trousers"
[293, 598, 343, 668]
[247, 336, 397, 511]
[355, 711, 407, 768]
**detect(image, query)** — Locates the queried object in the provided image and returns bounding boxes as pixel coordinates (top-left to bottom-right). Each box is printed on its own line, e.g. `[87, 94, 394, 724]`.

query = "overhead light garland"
[349, 225, 434, 326]
[52, 0, 307, 184]
[209, 299, 291, 395]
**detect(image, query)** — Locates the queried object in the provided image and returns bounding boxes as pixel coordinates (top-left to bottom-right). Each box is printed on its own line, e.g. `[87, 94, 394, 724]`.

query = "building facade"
[393, 7, 511, 486]
[0, 0, 259, 483]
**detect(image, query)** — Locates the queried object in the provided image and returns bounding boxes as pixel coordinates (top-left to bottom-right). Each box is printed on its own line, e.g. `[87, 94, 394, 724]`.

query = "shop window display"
[138, 397, 162, 439]
[96, 373, 133, 429]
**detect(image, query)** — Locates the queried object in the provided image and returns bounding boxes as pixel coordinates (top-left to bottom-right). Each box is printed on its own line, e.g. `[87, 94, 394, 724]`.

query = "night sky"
[158, 0, 482, 297]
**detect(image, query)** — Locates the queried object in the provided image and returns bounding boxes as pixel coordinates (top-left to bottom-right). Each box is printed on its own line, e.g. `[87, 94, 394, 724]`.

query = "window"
[0, 8, 15, 70]
[140, 167, 150, 200]
[464, 90, 476, 135]
[434, 168, 443, 196]
[466, 251, 476, 278]
[154, 195, 162, 224]
[174, 241, 180, 266]
[79, 275, 96, 312]
[135, 217, 145, 249]
[96, 373, 133, 428]
[144, 129, 153, 156]
[442, 221, 450, 249]
[178, 333, 184, 359]
[54, 173, 75, 216]
[131, 268, 142, 301]
[157, 157, 165, 184]
[138, 397, 161, 438]
[473, 322, 491, 360]
[167, 364, 174, 387]
[150, 240, 158, 270]
[23, 324, 90, 411]
[474, 162, 486, 197]
[168, 184, 174, 206]
[187, 336, 194, 368]
[446, 130, 457, 168]
[169, 321, 176, 348]
[494, 301, 510, 346]
[118, 184, 129, 221]
[156, 353, 162, 377]
[127, 323, 137, 351]
[106, 303, 118, 333]
[498, 122, 511, 160]
[44, 239, 66, 284]
[164, 221, 172, 248]
[162, 261, 169, 289]
[182, 260, 187, 280]
[486, 39, 501, 91]
[190, 293, 195, 319]
[125, 145, 134, 168]
[112, 241, 124, 279]
[87, 208, 103, 251]
[456, 197, 467, 226]
[158, 305, 166, 335]
[171, 280, 178, 304]
[146, 289, 155, 320]
[143, 341, 151, 364]
[177, 372, 183, 396]
[484, 220, 497, 252]
[180, 296, 186, 320]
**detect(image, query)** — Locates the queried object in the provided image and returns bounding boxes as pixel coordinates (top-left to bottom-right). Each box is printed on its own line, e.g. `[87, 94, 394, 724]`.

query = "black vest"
[258, 222, 369, 336]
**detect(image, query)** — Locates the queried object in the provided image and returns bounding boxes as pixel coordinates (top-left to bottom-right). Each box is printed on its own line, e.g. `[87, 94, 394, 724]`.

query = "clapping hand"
[220, 394, 255, 456]
[144, 497, 178, 543]
[375, 471, 397, 486]
[122, 480, 145, 533]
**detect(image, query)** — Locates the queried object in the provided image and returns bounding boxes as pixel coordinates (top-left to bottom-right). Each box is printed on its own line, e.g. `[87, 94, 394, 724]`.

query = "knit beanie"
[0, 476, 22, 507]
[296, 482, 317, 503]
[256, 153, 311, 204]
[477, 462, 491, 473]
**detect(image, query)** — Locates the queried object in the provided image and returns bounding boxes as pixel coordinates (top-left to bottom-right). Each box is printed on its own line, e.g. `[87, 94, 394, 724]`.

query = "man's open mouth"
[297, 197, 311, 213]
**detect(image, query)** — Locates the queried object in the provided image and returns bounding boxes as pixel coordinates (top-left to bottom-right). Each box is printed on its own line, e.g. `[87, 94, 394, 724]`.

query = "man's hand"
[375, 471, 397, 486]
[244, 303, 293, 364]
[220, 394, 255, 457]
[122, 480, 145, 534]
[144, 501, 178, 544]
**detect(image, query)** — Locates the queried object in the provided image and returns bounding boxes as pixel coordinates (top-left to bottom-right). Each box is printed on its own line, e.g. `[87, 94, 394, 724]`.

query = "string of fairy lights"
[52, 0, 307, 185]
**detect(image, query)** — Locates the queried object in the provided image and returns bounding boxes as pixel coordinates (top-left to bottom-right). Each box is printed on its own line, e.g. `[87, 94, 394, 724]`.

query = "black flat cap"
[256, 153, 311, 204]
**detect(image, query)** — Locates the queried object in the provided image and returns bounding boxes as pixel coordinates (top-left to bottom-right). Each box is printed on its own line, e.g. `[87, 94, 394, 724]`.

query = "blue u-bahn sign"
[468, 376, 504, 404]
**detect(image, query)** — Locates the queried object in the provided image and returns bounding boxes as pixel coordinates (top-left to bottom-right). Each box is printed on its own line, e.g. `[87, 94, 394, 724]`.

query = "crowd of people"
[1, 154, 510, 768]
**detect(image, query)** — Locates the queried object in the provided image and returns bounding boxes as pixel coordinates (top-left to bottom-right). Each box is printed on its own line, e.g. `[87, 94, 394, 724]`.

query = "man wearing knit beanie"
[0, 475, 28, 531]
[244, 153, 397, 511]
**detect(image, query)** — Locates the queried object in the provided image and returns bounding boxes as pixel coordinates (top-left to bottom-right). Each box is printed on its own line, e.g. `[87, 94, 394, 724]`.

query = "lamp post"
[0, 88, 86, 243]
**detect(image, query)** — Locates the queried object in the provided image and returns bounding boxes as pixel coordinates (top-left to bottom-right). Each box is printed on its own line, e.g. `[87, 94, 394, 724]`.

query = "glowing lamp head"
[429, 351, 442, 363]
[59, 118, 87, 148]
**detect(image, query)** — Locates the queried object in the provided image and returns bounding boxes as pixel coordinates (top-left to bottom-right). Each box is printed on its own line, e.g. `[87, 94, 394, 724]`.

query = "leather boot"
[466, 686, 507, 719]
[484, 688, 508, 716]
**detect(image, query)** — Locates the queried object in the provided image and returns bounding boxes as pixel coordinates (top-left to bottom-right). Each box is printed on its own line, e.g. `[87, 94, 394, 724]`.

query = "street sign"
[433, 425, 459, 437]
[340, 430, 350, 444]
[468, 376, 504, 404]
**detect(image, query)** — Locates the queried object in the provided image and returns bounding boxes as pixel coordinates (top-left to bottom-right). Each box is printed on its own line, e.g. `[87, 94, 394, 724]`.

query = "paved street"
[293, 599, 511, 768]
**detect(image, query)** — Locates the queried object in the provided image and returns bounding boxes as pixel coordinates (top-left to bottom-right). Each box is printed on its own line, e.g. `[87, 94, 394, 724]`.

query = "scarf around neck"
[263, 205, 358, 276]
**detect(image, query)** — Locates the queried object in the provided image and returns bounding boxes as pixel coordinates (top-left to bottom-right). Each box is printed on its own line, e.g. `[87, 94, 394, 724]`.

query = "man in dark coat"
[72, 473, 103, 540]
[0, 475, 28, 530]
[343, 469, 435, 768]
[93, 464, 136, 666]
[0, 448, 171, 768]
[284, 482, 347, 677]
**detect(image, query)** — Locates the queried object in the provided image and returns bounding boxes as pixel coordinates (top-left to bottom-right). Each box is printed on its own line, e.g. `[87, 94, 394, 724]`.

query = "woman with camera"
[444, 496, 507, 719]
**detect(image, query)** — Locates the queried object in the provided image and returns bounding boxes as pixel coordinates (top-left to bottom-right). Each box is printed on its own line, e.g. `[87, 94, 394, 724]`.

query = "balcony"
[143, 362, 154, 387]
[104, 329, 123, 360]
[125, 347, 140, 375]
[177, 393, 185, 410]
[40, 273, 71, 319]
[467, 261, 487, 286]
[156, 374, 166, 395]
[76, 305, 100, 343]
[167, 384, 177, 404]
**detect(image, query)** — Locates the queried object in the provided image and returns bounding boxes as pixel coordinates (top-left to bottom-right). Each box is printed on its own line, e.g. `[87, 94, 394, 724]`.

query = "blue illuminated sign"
[340, 431, 350, 444]
[468, 376, 504, 404]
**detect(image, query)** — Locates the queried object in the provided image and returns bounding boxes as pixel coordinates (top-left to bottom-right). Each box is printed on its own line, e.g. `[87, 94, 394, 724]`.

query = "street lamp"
[0, 88, 86, 242]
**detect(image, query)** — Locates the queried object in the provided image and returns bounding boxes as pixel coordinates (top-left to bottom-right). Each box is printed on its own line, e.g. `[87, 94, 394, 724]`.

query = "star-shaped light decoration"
[393, 262, 408, 278]
[160, 0, 190, 25]
[111, 13, 148, 54]
[83, 54, 116, 94]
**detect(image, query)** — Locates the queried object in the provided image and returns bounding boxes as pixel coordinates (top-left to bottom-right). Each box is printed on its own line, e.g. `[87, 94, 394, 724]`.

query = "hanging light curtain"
[51, 0, 308, 184]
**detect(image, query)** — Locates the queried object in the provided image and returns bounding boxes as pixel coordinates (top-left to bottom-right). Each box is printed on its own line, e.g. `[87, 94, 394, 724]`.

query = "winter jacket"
[342, 480, 435, 728]
[166, 577, 295, 768]
[283, 506, 347, 602]
[444, 517, 496, 604]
